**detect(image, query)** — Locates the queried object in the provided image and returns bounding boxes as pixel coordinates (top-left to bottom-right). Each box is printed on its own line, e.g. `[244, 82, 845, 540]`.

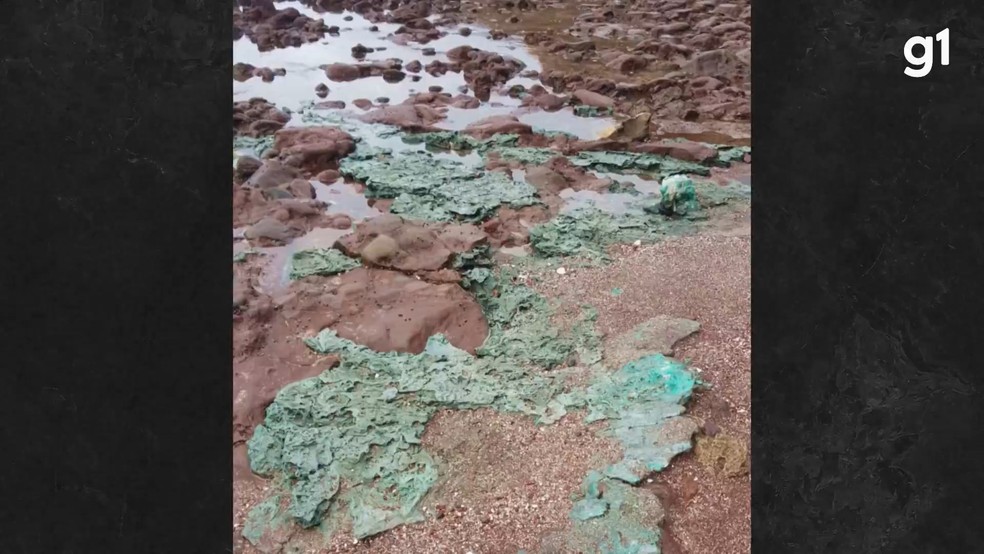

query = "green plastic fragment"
[580, 354, 698, 483]
[570, 151, 709, 177]
[248, 317, 695, 551]
[528, 174, 710, 260]
[248, 332, 567, 540]
[558, 355, 697, 552]
[557, 471, 664, 553]
[715, 145, 751, 165]
[296, 103, 403, 140]
[574, 105, 613, 117]
[243, 495, 291, 546]
[529, 206, 699, 260]
[288, 248, 360, 280]
[488, 147, 710, 179]
[402, 131, 520, 152]
[233, 249, 259, 263]
[290, 468, 341, 527]
[452, 244, 494, 271]
[571, 497, 609, 520]
[234, 135, 276, 160]
[694, 178, 751, 207]
[533, 128, 579, 140]
[339, 151, 538, 222]
[463, 267, 602, 369]
[489, 146, 559, 165]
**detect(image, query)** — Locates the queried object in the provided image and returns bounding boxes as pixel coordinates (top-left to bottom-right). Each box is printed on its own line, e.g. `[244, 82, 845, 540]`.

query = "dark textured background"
[1, 0, 232, 552]
[753, 0, 984, 551]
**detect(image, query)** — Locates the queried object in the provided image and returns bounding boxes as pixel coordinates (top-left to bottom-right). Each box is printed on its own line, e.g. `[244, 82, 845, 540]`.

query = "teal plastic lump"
[559, 355, 697, 553]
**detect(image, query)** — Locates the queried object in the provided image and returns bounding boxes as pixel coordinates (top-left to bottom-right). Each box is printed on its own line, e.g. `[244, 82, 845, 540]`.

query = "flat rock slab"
[282, 267, 489, 355]
[335, 214, 487, 272]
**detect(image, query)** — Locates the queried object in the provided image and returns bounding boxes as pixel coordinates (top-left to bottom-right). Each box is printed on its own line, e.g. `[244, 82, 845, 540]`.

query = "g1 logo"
[904, 28, 950, 78]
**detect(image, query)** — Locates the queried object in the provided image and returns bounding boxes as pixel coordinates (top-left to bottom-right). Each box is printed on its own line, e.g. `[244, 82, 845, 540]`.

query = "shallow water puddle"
[234, 4, 539, 109]
[234, 3, 616, 138]
[252, 226, 353, 293]
[311, 180, 380, 220]
[520, 109, 615, 139]
[593, 171, 663, 195]
[559, 189, 643, 216]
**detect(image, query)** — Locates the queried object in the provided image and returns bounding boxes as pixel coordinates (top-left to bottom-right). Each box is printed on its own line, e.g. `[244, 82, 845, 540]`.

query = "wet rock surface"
[233, 0, 330, 51]
[234, 63, 288, 82]
[335, 214, 487, 274]
[233, 98, 291, 137]
[357, 103, 446, 129]
[272, 126, 356, 174]
[281, 267, 489, 354]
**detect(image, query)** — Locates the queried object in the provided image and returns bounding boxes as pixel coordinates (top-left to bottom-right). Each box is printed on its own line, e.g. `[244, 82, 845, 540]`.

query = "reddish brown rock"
[233, 62, 257, 81]
[324, 63, 363, 81]
[315, 100, 346, 110]
[335, 214, 488, 273]
[285, 179, 316, 199]
[522, 92, 567, 111]
[244, 159, 299, 189]
[482, 205, 553, 247]
[243, 217, 297, 243]
[273, 126, 356, 174]
[609, 53, 649, 74]
[463, 115, 533, 139]
[233, 98, 291, 137]
[633, 140, 718, 163]
[358, 104, 445, 130]
[572, 89, 615, 109]
[235, 156, 263, 183]
[281, 268, 489, 354]
[233, 2, 328, 51]
[316, 169, 340, 183]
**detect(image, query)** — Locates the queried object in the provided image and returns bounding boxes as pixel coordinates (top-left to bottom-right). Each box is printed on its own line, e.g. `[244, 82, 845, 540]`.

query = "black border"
[753, 0, 984, 551]
[2, 0, 232, 552]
